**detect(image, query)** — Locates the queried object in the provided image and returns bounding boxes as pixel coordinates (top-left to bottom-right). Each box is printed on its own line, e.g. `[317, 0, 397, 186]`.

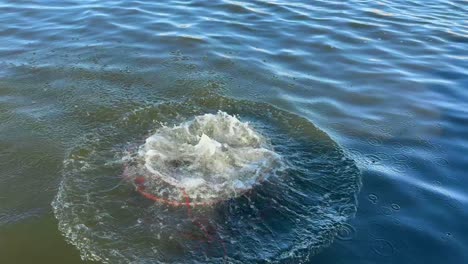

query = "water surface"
[0, 0, 467, 263]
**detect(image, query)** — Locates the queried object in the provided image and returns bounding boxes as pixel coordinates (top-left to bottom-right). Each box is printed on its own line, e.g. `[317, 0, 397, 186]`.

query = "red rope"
[133, 176, 218, 207]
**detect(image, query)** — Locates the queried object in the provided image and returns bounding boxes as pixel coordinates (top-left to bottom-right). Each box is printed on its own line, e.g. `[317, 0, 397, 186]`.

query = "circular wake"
[52, 95, 361, 264]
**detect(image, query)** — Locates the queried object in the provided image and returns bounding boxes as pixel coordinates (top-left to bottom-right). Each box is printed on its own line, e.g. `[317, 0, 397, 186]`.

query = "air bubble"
[336, 223, 356, 241]
[368, 194, 378, 204]
[391, 203, 400, 211]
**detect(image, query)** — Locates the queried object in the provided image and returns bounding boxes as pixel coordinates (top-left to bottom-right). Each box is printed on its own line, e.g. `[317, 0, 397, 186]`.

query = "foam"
[127, 111, 283, 203]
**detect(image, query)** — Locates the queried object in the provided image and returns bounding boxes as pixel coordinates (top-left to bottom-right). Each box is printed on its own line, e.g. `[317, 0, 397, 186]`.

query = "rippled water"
[0, 0, 467, 263]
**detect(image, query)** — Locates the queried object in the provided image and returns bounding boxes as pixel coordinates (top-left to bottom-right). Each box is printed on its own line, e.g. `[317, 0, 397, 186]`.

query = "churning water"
[126, 111, 283, 203]
[52, 97, 361, 263]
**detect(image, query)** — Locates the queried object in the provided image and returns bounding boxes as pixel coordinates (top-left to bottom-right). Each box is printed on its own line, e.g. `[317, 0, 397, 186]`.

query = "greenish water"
[1, 0, 467, 263]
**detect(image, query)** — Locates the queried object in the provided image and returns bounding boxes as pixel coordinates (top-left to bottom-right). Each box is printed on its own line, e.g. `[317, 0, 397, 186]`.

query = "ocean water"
[0, 0, 467, 263]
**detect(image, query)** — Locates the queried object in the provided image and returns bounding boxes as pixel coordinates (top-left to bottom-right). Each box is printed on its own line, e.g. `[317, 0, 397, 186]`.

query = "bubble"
[391, 203, 400, 211]
[336, 223, 356, 241]
[368, 194, 379, 204]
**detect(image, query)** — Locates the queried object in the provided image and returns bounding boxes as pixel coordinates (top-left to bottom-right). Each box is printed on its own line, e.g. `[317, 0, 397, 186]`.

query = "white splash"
[133, 111, 282, 202]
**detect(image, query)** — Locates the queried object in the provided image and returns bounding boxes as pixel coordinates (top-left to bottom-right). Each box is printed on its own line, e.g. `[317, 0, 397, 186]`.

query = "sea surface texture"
[0, 0, 467, 263]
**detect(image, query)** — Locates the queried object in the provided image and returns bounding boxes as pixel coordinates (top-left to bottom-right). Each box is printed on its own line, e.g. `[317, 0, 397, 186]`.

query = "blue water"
[0, 0, 467, 263]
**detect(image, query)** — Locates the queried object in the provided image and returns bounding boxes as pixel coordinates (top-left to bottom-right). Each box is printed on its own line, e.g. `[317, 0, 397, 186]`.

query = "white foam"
[129, 111, 282, 202]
